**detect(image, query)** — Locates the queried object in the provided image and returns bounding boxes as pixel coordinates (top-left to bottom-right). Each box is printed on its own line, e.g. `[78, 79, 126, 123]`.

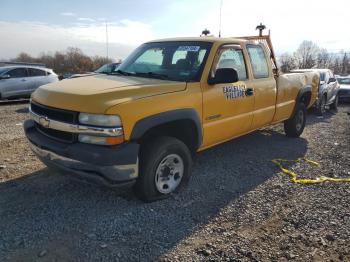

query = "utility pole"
[219, 0, 223, 37]
[105, 21, 109, 59]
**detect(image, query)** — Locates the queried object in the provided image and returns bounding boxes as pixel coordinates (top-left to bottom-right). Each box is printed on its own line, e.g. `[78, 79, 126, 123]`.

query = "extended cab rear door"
[201, 44, 254, 148]
[245, 44, 277, 129]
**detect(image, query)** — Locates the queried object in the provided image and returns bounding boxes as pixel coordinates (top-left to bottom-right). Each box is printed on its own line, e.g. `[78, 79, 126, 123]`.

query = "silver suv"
[291, 69, 340, 115]
[0, 66, 58, 99]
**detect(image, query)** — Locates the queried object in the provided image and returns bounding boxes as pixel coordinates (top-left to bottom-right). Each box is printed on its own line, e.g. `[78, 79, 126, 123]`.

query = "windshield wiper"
[133, 72, 170, 80]
[108, 70, 170, 80]
[108, 70, 132, 76]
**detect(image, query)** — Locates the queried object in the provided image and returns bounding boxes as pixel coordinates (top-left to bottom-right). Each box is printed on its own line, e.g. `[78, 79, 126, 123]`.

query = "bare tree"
[294, 40, 320, 69]
[10, 48, 117, 75]
[279, 52, 296, 72]
[92, 56, 113, 70]
[277, 40, 349, 74]
[12, 52, 36, 63]
[331, 57, 342, 74]
[341, 52, 349, 75]
[317, 48, 332, 69]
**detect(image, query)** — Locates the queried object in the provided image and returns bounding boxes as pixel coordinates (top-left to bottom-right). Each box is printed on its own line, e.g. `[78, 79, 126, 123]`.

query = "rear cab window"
[246, 45, 269, 79]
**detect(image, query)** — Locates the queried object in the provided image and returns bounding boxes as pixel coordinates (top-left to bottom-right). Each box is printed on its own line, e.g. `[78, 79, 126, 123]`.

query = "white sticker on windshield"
[177, 46, 200, 52]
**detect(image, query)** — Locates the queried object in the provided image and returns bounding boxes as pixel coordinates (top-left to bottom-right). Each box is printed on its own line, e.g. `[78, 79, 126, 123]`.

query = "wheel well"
[138, 120, 199, 154]
[300, 91, 311, 107]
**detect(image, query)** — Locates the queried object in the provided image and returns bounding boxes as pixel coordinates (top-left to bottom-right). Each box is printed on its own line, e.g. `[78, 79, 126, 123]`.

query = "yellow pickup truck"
[24, 34, 319, 201]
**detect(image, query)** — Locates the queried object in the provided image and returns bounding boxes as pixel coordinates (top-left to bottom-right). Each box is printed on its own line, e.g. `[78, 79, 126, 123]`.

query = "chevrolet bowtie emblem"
[39, 116, 50, 128]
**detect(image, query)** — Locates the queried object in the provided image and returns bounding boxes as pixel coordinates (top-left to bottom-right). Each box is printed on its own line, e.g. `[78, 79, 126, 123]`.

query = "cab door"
[202, 44, 254, 148]
[246, 44, 277, 129]
[1, 68, 30, 98]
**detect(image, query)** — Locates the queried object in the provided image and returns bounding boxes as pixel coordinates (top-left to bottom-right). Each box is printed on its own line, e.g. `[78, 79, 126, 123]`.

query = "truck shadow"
[0, 129, 308, 261]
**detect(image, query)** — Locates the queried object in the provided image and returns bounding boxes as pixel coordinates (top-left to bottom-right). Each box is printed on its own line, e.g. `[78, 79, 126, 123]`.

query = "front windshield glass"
[0, 68, 8, 75]
[337, 78, 350, 84]
[95, 64, 113, 74]
[116, 41, 212, 82]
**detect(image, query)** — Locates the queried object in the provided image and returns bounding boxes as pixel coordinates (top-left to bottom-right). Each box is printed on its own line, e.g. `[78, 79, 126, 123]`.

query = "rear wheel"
[284, 103, 306, 137]
[330, 94, 339, 110]
[316, 95, 326, 116]
[135, 136, 192, 202]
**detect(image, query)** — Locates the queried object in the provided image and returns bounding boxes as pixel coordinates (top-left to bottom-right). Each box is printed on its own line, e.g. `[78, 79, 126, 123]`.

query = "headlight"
[79, 113, 121, 127]
[78, 134, 124, 145]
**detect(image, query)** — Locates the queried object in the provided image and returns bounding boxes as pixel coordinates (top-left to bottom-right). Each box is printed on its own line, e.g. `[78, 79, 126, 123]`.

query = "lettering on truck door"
[202, 44, 254, 147]
[246, 44, 277, 129]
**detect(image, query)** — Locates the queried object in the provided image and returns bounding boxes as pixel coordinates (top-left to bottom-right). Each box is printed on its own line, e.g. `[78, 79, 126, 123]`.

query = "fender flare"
[292, 85, 312, 114]
[130, 108, 202, 149]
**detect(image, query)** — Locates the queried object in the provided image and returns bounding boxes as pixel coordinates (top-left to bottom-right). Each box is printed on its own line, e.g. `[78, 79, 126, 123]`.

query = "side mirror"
[208, 68, 238, 85]
[0, 74, 10, 80]
[328, 77, 336, 84]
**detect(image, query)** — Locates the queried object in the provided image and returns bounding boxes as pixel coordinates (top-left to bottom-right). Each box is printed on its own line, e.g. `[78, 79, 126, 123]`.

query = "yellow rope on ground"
[271, 158, 350, 184]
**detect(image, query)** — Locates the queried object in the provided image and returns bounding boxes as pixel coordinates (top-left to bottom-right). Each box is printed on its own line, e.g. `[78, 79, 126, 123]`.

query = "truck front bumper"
[24, 120, 139, 188]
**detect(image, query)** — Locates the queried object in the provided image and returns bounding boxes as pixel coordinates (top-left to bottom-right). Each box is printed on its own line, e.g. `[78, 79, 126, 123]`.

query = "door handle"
[245, 87, 254, 96]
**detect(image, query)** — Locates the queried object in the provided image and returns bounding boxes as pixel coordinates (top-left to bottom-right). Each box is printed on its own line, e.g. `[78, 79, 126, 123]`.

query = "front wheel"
[330, 94, 339, 110]
[135, 136, 192, 202]
[284, 103, 306, 138]
[316, 95, 326, 116]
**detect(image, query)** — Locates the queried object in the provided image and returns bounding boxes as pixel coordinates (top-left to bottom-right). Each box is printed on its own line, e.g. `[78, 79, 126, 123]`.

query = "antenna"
[219, 0, 223, 37]
[105, 21, 109, 59]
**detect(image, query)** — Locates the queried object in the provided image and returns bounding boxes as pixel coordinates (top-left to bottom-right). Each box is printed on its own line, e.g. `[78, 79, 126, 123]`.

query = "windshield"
[337, 78, 350, 85]
[0, 68, 8, 75]
[95, 63, 119, 74]
[116, 41, 212, 82]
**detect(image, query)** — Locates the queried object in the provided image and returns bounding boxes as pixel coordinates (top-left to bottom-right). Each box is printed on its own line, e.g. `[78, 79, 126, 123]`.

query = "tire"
[316, 95, 326, 116]
[284, 103, 306, 138]
[330, 94, 339, 110]
[135, 136, 192, 202]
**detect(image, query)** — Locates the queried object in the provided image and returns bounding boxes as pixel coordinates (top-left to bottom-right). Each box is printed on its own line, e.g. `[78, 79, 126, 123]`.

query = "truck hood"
[31, 74, 187, 113]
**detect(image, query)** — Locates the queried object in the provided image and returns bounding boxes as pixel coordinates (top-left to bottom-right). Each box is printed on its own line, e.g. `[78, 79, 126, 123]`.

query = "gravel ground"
[0, 103, 349, 262]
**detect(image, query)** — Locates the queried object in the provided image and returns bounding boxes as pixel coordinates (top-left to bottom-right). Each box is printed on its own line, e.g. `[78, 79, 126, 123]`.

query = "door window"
[28, 68, 46, 77]
[7, 68, 28, 78]
[247, 45, 269, 78]
[212, 46, 247, 80]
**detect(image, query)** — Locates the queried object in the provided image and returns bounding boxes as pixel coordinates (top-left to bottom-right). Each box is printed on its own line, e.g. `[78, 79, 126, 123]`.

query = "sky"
[0, 0, 349, 60]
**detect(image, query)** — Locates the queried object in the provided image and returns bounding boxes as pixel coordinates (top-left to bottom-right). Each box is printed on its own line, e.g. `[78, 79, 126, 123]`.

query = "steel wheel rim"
[296, 109, 304, 131]
[335, 96, 339, 107]
[321, 97, 326, 113]
[155, 154, 184, 194]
